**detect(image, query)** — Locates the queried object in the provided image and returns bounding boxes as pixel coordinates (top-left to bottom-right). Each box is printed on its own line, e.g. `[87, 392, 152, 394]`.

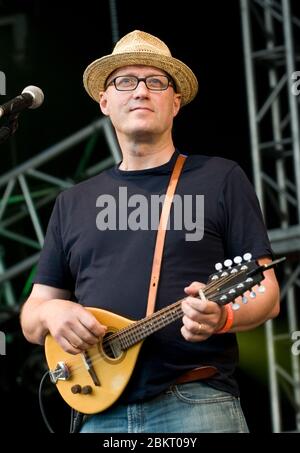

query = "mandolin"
[45, 254, 285, 414]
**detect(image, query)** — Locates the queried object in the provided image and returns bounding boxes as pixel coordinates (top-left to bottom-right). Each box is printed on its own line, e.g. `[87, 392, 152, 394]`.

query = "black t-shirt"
[34, 150, 273, 402]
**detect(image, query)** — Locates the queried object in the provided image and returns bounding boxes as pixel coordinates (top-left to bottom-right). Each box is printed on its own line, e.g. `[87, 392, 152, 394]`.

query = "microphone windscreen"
[22, 85, 44, 109]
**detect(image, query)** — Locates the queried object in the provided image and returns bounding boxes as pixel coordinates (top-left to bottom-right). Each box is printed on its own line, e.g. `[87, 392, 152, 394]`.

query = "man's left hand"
[181, 282, 227, 342]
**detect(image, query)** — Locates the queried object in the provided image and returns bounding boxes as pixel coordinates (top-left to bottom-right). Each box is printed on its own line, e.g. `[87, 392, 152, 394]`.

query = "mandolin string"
[101, 268, 246, 343]
[64, 267, 252, 376]
[62, 266, 251, 374]
[63, 268, 249, 376]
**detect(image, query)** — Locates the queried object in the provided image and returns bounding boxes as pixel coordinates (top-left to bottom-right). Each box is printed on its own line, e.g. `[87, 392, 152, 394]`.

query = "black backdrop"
[1, 0, 251, 171]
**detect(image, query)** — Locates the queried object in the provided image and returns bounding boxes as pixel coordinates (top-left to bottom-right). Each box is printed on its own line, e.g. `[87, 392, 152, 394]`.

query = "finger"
[182, 314, 213, 336]
[182, 297, 208, 315]
[181, 325, 206, 343]
[79, 312, 107, 338]
[184, 281, 205, 296]
[67, 320, 104, 346]
[67, 333, 94, 351]
[59, 336, 82, 355]
[182, 315, 207, 335]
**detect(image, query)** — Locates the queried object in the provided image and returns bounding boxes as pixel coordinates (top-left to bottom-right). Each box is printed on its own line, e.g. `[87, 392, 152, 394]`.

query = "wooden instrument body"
[45, 308, 142, 414]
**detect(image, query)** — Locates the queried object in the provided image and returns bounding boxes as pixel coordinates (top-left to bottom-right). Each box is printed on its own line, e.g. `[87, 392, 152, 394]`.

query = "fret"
[104, 268, 247, 352]
[112, 299, 184, 350]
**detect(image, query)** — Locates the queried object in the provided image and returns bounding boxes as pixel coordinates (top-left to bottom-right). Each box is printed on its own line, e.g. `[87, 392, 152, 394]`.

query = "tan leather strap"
[146, 154, 186, 316]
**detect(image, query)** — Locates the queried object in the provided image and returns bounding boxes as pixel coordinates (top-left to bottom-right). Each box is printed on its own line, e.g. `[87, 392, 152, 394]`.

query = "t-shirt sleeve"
[33, 195, 74, 290]
[218, 164, 273, 260]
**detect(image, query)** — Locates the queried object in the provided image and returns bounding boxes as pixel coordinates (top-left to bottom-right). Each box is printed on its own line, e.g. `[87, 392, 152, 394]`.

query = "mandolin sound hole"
[101, 331, 123, 360]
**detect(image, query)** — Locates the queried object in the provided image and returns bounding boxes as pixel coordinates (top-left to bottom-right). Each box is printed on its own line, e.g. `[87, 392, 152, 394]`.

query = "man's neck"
[118, 145, 175, 171]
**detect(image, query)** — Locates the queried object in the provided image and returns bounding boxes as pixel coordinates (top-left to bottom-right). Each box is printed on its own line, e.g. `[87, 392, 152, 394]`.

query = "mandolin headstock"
[205, 253, 285, 309]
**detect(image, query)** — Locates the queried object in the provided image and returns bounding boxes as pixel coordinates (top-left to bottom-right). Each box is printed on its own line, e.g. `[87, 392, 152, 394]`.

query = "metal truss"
[240, 0, 300, 432]
[0, 117, 121, 306]
[0, 0, 122, 308]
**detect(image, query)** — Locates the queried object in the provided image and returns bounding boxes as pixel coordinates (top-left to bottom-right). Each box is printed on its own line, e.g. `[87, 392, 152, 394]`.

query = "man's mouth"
[130, 106, 153, 112]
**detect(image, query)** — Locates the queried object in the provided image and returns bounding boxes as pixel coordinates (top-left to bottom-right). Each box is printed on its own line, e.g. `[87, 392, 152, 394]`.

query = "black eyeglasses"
[106, 75, 174, 92]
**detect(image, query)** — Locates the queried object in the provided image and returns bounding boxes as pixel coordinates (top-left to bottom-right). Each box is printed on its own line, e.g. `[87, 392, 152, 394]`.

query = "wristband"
[216, 303, 234, 334]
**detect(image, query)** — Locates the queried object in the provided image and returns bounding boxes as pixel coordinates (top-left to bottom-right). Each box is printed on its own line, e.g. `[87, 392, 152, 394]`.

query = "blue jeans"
[80, 381, 249, 433]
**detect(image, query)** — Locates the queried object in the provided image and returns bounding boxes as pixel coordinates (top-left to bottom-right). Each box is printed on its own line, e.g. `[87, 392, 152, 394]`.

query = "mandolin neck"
[110, 258, 282, 351]
[117, 299, 184, 350]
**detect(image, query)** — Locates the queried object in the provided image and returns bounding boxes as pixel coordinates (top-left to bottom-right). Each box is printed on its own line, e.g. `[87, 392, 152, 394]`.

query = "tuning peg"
[219, 295, 228, 302]
[250, 291, 256, 298]
[224, 259, 233, 268]
[243, 252, 252, 262]
[233, 256, 242, 265]
[258, 284, 266, 293]
[215, 262, 223, 271]
[232, 302, 240, 310]
[242, 295, 248, 304]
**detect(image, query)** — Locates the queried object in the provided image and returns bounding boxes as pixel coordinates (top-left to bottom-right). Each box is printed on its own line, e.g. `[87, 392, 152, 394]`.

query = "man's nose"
[133, 79, 149, 95]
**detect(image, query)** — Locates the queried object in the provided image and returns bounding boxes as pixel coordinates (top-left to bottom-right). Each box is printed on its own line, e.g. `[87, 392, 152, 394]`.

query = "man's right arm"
[20, 283, 107, 354]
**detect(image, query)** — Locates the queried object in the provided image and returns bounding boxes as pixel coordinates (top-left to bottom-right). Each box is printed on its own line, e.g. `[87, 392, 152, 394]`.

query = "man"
[20, 30, 280, 433]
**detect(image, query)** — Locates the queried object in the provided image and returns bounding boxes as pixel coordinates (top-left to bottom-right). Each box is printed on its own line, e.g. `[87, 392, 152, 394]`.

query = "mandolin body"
[45, 308, 143, 414]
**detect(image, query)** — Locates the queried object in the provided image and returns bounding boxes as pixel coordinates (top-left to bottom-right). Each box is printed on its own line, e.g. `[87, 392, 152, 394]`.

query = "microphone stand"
[0, 114, 19, 144]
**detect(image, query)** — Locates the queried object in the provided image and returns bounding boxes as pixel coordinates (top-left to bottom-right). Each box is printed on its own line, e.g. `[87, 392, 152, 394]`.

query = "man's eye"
[119, 77, 134, 85]
[148, 78, 162, 87]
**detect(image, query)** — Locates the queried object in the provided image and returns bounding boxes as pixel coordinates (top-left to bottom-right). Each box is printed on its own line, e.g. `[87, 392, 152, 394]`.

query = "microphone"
[0, 86, 44, 119]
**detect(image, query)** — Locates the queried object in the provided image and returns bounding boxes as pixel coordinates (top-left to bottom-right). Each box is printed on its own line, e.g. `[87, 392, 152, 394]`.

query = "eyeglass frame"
[105, 74, 176, 92]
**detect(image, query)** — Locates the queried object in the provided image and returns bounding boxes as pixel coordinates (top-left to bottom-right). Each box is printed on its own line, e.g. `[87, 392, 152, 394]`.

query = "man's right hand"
[41, 298, 107, 354]
[20, 283, 107, 354]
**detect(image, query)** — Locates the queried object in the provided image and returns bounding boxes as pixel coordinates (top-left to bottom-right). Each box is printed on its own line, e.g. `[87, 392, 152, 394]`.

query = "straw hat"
[83, 30, 198, 106]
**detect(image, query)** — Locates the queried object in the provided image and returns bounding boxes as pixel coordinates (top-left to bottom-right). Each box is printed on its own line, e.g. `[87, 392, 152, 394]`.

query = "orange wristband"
[216, 303, 234, 334]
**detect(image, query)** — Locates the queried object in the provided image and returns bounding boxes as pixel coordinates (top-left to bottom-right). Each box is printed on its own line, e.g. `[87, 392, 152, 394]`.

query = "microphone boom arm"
[0, 113, 19, 145]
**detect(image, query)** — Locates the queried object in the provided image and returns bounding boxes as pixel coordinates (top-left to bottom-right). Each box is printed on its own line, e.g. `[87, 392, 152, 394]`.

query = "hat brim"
[83, 52, 198, 106]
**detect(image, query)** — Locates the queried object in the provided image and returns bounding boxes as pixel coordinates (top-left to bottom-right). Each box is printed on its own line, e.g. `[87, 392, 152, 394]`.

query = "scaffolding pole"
[240, 0, 300, 432]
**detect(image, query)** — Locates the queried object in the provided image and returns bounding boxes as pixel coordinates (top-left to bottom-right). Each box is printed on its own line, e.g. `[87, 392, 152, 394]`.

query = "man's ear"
[99, 91, 109, 116]
[173, 93, 181, 117]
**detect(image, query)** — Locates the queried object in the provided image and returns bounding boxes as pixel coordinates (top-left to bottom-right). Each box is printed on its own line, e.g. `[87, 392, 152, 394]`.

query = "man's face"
[99, 65, 181, 142]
